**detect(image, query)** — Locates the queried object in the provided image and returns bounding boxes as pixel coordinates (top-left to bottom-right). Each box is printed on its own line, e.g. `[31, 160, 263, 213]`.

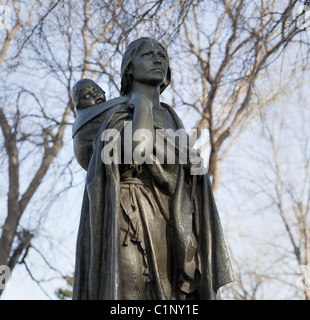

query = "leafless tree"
[257, 105, 310, 299]
[172, 0, 310, 194]
[219, 98, 310, 300]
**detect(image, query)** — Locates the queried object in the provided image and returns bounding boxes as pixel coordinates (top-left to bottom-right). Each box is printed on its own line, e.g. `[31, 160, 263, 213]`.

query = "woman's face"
[131, 41, 168, 88]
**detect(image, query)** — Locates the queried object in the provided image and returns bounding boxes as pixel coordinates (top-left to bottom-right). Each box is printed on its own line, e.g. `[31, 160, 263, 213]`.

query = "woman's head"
[120, 37, 171, 96]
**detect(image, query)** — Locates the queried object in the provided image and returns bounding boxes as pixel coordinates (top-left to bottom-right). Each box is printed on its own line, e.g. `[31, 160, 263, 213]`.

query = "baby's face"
[78, 83, 105, 109]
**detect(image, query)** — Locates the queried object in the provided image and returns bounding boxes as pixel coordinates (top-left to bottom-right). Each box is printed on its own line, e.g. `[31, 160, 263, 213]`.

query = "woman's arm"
[130, 92, 154, 161]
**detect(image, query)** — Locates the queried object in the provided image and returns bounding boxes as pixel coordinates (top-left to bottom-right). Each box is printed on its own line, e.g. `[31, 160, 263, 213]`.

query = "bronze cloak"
[72, 97, 234, 300]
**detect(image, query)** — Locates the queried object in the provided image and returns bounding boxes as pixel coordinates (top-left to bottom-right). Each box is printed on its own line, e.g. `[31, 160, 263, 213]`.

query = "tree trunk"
[208, 146, 221, 196]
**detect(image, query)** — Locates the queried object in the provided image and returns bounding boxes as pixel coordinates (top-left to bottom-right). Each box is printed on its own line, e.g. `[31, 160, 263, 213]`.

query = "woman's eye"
[142, 51, 152, 56]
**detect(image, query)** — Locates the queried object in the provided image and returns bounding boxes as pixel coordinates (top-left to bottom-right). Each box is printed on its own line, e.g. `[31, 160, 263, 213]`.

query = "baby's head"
[72, 79, 106, 110]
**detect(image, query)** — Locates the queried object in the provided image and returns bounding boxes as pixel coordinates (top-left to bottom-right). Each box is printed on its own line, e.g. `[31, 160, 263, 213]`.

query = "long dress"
[72, 96, 234, 300]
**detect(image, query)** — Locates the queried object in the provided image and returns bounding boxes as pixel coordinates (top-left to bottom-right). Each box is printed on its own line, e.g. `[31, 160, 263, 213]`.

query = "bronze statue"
[72, 37, 234, 300]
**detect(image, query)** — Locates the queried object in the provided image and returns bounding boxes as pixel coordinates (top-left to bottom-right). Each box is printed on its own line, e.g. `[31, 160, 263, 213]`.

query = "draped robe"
[72, 96, 234, 300]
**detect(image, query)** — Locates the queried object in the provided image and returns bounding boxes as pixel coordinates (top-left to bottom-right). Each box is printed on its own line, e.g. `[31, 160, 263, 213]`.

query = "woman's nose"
[153, 54, 162, 65]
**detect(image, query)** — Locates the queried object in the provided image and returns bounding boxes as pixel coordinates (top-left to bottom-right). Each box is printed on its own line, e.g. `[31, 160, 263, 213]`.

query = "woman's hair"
[120, 37, 171, 96]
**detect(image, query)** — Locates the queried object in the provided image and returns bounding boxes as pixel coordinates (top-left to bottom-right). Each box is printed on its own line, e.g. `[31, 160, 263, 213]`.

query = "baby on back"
[72, 78, 106, 111]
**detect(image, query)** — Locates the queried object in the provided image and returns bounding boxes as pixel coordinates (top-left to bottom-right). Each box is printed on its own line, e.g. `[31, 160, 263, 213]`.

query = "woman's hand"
[130, 92, 154, 163]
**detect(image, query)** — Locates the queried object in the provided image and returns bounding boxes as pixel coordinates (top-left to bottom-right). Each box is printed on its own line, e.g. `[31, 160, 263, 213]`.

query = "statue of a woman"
[72, 37, 234, 300]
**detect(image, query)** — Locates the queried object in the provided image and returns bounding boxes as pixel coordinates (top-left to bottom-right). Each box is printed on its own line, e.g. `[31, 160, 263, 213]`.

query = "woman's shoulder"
[159, 102, 185, 130]
[72, 96, 129, 138]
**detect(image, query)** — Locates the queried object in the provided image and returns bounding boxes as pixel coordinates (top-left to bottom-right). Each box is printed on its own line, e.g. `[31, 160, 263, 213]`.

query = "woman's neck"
[131, 82, 161, 108]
